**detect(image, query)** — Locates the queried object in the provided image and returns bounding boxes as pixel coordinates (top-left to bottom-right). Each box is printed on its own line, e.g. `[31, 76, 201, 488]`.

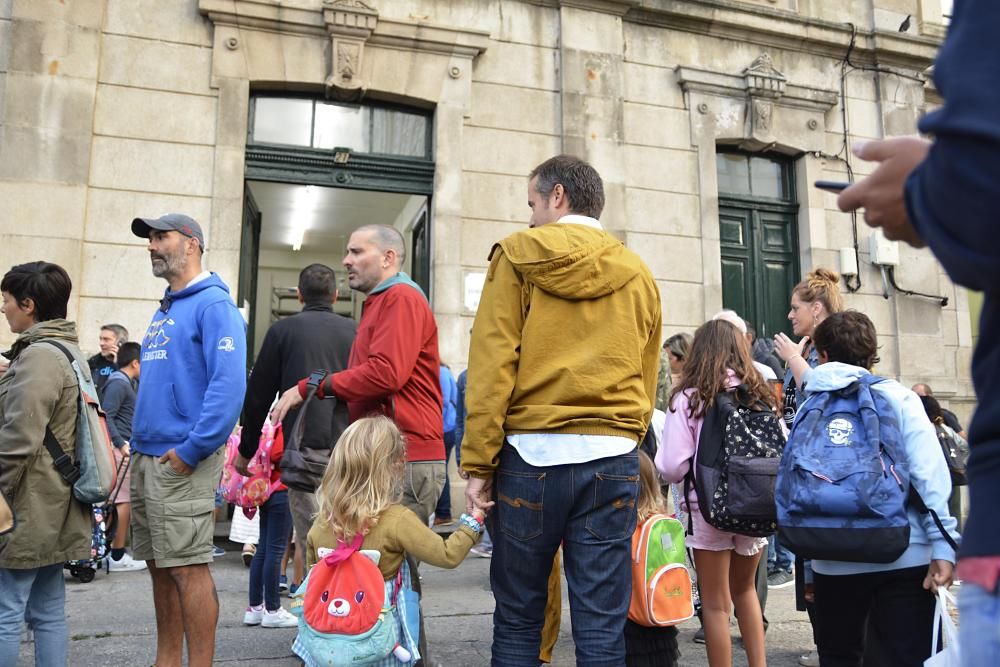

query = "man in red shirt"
[272, 224, 445, 522]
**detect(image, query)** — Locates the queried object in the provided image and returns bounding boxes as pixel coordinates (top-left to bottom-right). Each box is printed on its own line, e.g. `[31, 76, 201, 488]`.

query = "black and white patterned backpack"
[683, 386, 786, 537]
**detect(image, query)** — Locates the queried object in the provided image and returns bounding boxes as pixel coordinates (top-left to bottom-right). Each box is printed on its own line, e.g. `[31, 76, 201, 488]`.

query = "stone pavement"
[17, 544, 816, 666]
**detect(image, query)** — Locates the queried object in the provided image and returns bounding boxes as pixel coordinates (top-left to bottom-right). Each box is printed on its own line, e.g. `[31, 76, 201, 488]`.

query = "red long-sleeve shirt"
[299, 281, 444, 462]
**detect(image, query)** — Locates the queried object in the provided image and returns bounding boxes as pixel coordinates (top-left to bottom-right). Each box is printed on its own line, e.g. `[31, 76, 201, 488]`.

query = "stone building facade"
[0, 0, 975, 420]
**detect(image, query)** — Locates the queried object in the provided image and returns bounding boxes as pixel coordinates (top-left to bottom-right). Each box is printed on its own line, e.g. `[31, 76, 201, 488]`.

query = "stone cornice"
[676, 64, 838, 112]
[560, 0, 641, 16]
[200, 0, 326, 36]
[369, 17, 489, 58]
[518, 0, 640, 15]
[628, 0, 941, 72]
[199, 0, 489, 57]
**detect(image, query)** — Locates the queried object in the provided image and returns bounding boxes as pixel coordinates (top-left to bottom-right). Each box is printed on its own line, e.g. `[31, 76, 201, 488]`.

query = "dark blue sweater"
[905, 0, 1000, 558]
[102, 370, 135, 448]
[132, 274, 247, 467]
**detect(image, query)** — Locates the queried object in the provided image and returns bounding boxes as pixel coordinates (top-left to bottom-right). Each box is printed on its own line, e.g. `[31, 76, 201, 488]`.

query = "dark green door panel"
[719, 204, 799, 339]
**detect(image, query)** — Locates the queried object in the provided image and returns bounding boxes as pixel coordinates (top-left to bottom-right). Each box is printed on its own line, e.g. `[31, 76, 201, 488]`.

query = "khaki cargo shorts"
[130, 448, 223, 568]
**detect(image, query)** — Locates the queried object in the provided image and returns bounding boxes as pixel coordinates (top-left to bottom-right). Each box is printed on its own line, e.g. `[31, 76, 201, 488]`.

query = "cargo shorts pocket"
[156, 497, 216, 563]
[497, 470, 545, 541]
[586, 471, 639, 541]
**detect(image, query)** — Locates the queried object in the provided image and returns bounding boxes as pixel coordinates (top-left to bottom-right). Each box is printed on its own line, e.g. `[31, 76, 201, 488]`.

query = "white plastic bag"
[925, 587, 960, 667]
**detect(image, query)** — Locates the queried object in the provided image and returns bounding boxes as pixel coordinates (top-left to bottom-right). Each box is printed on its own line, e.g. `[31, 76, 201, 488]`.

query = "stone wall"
[0, 0, 973, 420]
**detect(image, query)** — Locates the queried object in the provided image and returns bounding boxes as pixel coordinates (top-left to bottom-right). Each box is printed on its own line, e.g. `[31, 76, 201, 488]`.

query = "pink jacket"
[655, 371, 742, 512]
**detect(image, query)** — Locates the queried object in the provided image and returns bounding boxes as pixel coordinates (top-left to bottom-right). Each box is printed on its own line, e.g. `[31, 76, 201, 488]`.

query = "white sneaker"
[261, 607, 298, 628]
[107, 553, 148, 572]
[244, 605, 264, 625]
[798, 650, 819, 667]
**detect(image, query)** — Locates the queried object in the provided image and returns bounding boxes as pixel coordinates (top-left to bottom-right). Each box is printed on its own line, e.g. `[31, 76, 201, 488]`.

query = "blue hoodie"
[800, 363, 960, 577]
[132, 273, 247, 467]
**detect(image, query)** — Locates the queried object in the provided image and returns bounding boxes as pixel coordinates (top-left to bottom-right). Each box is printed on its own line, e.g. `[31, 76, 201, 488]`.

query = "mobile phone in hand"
[814, 180, 852, 193]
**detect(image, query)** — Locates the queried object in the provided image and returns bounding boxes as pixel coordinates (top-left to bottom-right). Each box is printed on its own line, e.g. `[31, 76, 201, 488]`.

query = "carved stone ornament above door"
[323, 0, 378, 100]
[676, 52, 838, 151]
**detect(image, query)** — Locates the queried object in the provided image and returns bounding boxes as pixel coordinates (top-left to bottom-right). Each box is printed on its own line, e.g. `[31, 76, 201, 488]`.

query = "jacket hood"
[5, 319, 79, 360]
[370, 272, 427, 301]
[164, 272, 231, 301]
[802, 362, 869, 392]
[497, 223, 645, 300]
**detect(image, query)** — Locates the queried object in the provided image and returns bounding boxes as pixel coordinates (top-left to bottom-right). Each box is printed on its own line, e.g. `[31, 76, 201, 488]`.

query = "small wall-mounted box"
[869, 228, 900, 266]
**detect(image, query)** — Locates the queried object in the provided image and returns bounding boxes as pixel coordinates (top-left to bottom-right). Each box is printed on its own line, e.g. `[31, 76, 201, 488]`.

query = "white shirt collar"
[557, 215, 603, 230]
[185, 271, 212, 289]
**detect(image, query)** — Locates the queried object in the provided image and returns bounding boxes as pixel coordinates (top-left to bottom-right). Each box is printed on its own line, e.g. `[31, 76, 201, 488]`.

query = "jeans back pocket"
[497, 470, 545, 541]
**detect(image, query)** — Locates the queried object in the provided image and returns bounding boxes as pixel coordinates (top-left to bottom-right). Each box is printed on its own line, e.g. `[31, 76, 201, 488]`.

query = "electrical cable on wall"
[886, 266, 949, 306]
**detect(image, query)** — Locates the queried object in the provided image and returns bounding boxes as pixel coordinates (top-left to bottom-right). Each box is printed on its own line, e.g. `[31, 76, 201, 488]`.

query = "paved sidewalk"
[17, 544, 816, 666]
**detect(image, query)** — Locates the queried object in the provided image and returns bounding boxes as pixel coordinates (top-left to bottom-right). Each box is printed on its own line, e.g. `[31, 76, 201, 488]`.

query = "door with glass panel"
[241, 96, 435, 356]
[715, 151, 799, 339]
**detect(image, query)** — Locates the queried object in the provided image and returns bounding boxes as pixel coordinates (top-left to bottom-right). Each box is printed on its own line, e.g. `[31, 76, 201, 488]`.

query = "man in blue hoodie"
[837, 2, 1000, 663]
[128, 214, 246, 667]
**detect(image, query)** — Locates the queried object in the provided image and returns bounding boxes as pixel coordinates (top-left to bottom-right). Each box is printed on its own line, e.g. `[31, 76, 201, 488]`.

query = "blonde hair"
[316, 416, 407, 543]
[637, 451, 666, 523]
[793, 268, 844, 316]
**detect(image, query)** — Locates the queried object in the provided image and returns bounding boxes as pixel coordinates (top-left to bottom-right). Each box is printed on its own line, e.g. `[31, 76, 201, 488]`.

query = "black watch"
[306, 370, 328, 394]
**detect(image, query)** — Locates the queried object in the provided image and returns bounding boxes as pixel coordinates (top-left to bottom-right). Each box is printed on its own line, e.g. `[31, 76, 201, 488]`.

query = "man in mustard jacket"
[462, 155, 662, 666]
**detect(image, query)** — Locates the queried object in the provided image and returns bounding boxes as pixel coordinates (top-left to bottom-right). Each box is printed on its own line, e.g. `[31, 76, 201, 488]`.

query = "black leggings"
[813, 565, 936, 667]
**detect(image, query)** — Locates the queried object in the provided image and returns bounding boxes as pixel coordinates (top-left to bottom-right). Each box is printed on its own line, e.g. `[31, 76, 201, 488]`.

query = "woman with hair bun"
[770, 267, 844, 667]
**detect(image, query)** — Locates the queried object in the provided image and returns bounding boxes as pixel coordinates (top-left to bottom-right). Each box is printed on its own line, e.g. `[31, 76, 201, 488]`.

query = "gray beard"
[151, 253, 188, 280]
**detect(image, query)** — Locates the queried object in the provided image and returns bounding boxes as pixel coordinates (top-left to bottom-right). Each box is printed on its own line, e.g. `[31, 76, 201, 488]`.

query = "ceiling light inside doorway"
[289, 184, 319, 252]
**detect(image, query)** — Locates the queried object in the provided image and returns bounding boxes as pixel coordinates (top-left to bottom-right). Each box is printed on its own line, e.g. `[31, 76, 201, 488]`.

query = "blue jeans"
[489, 444, 639, 667]
[0, 564, 69, 666]
[767, 534, 793, 573]
[248, 490, 292, 611]
[960, 581, 1000, 667]
[434, 431, 456, 521]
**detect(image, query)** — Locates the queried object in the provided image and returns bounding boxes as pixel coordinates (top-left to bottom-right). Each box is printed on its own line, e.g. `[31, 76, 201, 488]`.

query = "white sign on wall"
[463, 270, 486, 315]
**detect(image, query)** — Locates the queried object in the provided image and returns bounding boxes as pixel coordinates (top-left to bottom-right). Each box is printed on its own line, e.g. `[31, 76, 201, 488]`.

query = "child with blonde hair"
[295, 416, 484, 666]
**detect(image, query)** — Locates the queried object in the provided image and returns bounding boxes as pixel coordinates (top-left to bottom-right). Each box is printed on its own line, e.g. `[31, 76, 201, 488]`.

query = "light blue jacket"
[800, 363, 960, 576]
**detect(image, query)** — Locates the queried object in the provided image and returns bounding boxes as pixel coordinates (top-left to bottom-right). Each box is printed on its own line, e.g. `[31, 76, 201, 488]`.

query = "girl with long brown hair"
[655, 320, 774, 667]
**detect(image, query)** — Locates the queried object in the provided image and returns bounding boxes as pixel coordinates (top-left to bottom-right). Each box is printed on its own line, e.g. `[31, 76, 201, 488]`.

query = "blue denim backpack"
[776, 375, 914, 563]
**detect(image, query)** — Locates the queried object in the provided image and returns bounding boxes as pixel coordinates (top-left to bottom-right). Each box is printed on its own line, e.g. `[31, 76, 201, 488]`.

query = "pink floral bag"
[219, 422, 282, 518]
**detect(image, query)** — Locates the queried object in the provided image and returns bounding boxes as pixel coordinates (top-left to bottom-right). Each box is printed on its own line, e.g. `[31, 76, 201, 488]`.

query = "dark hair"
[117, 342, 142, 369]
[101, 323, 129, 341]
[529, 155, 605, 219]
[811, 311, 880, 369]
[670, 320, 776, 419]
[919, 394, 944, 425]
[298, 263, 338, 304]
[0, 261, 72, 322]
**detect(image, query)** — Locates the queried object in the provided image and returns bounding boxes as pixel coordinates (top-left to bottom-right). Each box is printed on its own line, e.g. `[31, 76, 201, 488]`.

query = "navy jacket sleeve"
[905, 0, 1000, 291]
[101, 378, 127, 448]
[238, 327, 282, 460]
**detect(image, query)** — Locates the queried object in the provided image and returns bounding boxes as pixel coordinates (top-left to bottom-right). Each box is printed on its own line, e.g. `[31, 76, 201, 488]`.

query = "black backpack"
[684, 386, 786, 537]
[934, 422, 969, 487]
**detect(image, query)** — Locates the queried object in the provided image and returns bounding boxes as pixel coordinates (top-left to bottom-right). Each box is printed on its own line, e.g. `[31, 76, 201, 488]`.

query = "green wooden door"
[716, 151, 799, 339]
[720, 204, 798, 338]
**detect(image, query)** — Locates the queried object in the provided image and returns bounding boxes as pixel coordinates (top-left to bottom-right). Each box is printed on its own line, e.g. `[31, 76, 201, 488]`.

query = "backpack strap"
[908, 488, 961, 555]
[37, 341, 82, 486]
[321, 533, 365, 566]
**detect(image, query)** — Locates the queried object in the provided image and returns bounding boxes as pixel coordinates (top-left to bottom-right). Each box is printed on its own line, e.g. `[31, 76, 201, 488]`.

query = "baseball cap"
[131, 213, 206, 250]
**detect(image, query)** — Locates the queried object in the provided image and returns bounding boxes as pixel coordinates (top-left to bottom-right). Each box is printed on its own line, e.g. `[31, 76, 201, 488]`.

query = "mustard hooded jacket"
[462, 222, 662, 478]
